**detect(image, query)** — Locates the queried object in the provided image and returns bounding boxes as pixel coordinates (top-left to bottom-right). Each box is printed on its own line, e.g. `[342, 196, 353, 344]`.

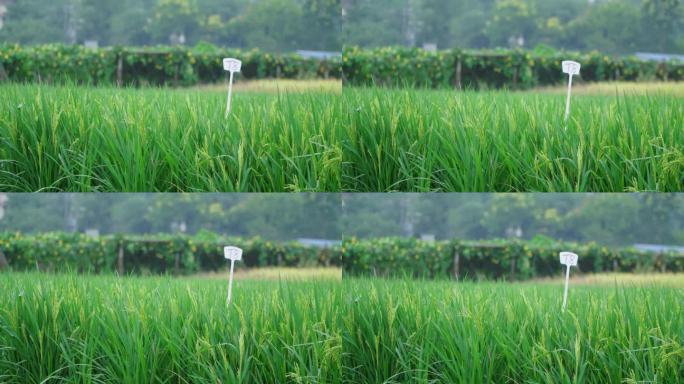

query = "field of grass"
[0, 273, 342, 383]
[342, 87, 684, 192]
[194, 79, 342, 94]
[342, 277, 684, 383]
[0, 83, 343, 192]
[194, 267, 342, 281]
[2, 82, 683, 192]
[1, 272, 682, 383]
[535, 81, 684, 97]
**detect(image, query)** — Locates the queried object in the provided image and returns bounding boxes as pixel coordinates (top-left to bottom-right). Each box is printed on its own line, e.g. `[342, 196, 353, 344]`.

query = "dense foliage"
[0, 194, 342, 241]
[341, 88, 684, 192]
[343, 278, 684, 383]
[0, 0, 341, 52]
[0, 274, 342, 383]
[0, 44, 341, 86]
[2, 84, 683, 192]
[342, 237, 684, 279]
[0, 232, 339, 274]
[343, 0, 684, 55]
[0, 84, 343, 192]
[343, 46, 684, 89]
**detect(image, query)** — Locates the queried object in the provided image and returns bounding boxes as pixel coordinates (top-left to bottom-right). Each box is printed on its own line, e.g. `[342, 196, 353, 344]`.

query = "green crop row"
[342, 237, 684, 279]
[0, 232, 339, 274]
[342, 46, 684, 89]
[0, 44, 341, 86]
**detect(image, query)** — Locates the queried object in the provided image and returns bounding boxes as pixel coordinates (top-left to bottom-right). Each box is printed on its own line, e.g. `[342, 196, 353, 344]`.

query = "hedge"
[342, 237, 684, 280]
[0, 44, 341, 86]
[0, 232, 339, 275]
[342, 46, 684, 89]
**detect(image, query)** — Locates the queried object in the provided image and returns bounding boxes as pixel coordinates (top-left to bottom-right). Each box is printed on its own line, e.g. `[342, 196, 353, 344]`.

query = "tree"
[0, 0, 71, 44]
[300, 0, 341, 50]
[232, 0, 304, 52]
[147, 0, 201, 44]
[485, 0, 538, 48]
[642, 0, 683, 52]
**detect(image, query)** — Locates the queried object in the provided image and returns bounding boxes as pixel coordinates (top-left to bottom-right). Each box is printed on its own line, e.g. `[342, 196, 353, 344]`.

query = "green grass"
[2, 273, 682, 383]
[0, 273, 342, 383]
[1, 83, 683, 192]
[0, 83, 342, 192]
[342, 87, 684, 192]
[341, 278, 684, 383]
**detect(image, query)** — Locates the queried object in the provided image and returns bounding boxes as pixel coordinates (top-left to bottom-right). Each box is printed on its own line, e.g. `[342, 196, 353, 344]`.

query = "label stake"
[222, 58, 242, 118]
[559, 251, 578, 312]
[562, 60, 581, 126]
[224, 246, 243, 306]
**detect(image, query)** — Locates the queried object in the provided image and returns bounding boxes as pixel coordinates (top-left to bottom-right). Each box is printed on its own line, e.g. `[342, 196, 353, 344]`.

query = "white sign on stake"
[559, 251, 578, 312]
[222, 58, 242, 118]
[561, 60, 581, 126]
[224, 246, 243, 306]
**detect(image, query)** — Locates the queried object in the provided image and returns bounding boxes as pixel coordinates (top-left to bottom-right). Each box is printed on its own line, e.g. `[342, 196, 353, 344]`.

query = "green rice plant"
[0, 273, 342, 383]
[341, 278, 684, 383]
[341, 87, 684, 192]
[0, 83, 343, 192]
[2, 84, 683, 192]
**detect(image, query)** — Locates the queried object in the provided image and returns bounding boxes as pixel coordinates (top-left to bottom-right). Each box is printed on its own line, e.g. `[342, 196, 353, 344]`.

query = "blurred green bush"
[0, 44, 341, 86]
[343, 46, 684, 89]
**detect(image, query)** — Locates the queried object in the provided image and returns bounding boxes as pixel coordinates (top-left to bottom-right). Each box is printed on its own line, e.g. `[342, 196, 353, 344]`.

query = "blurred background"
[0, 0, 341, 52]
[342, 0, 684, 55]
[342, 194, 684, 246]
[341, 194, 684, 279]
[0, 194, 341, 240]
[0, 194, 342, 277]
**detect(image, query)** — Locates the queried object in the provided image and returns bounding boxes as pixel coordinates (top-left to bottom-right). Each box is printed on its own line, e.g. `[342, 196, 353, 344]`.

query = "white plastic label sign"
[225, 245, 243, 306]
[223, 58, 242, 73]
[559, 252, 578, 266]
[562, 61, 581, 76]
[560, 251, 578, 312]
[561, 60, 581, 125]
[224, 246, 243, 261]
[222, 58, 242, 117]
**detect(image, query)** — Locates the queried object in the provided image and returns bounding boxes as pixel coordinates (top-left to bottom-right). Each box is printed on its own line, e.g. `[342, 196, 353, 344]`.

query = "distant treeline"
[0, 0, 340, 52]
[342, 237, 684, 279]
[343, 0, 684, 55]
[343, 46, 684, 89]
[0, 44, 341, 86]
[0, 232, 339, 275]
[2, 232, 683, 279]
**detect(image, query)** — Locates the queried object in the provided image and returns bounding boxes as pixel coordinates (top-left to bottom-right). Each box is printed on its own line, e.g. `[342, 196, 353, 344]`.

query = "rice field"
[0, 83, 343, 192]
[341, 87, 684, 192]
[341, 277, 684, 383]
[0, 273, 342, 383]
[1, 83, 683, 192]
[1, 272, 682, 383]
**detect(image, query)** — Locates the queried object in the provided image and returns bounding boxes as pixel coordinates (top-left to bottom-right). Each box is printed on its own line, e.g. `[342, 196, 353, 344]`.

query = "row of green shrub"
[0, 232, 339, 274]
[3, 233, 681, 278]
[0, 44, 341, 86]
[342, 46, 684, 89]
[342, 237, 684, 279]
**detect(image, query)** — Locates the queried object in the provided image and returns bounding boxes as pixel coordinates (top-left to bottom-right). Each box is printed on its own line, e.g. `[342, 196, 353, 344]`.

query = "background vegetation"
[0, 44, 341, 86]
[341, 194, 684, 246]
[342, 237, 684, 279]
[342, 46, 684, 89]
[0, 0, 340, 52]
[342, 0, 684, 55]
[0, 232, 339, 274]
[0, 194, 342, 240]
